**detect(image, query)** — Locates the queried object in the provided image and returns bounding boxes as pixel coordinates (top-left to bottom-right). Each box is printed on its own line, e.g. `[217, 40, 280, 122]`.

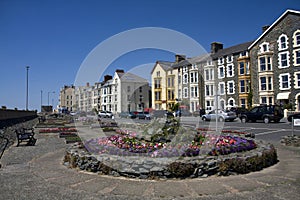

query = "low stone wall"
[281, 135, 300, 147]
[63, 141, 278, 179]
[0, 118, 38, 148]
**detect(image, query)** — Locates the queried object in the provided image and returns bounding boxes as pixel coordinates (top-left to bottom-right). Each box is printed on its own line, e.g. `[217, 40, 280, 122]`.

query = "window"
[268, 77, 272, 90]
[190, 73, 194, 83]
[194, 86, 198, 97]
[294, 50, 300, 66]
[127, 86, 130, 92]
[227, 64, 234, 77]
[227, 55, 233, 63]
[154, 79, 161, 89]
[240, 80, 245, 93]
[205, 69, 214, 81]
[260, 77, 266, 91]
[218, 58, 224, 65]
[191, 87, 195, 98]
[279, 73, 290, 90]
[228, 98, 235, 107]
[259, 56, 272, 71]
[194, 72, 198, 83]
[246, 62, 250, 74]
[261, 97, 267, 104]
[278, 52, 289, 68]
[155, 92, 161, 100]
[183, 74, 188, 84]
[168, 90, 174, 100]
[278, 34, 288, 50]
[294, 72, 300, 88]
[205, 84, 214, 96]
[184, 87, 188, 98]
[156, 71, 160, 77]
[240, 99, 246, 108]
[178, 89, 181, 98]
[219, 82, 225, 95]
[218, 66, 225, 78]
[239, 62, 245, 75]
[259, 42, 270, 53]
[227, 81, 235, 94]
[240, 51, 248, 57]
[115, 95, 117, 101]
[178, 75, 181, 84]
[293, 30, 300, 47]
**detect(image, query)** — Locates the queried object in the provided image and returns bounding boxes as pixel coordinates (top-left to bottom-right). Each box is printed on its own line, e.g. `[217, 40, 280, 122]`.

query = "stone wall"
[64, 141, 278, 179]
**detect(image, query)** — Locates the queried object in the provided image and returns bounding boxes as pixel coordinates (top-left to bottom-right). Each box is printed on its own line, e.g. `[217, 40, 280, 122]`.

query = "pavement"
[0, 125, 300, 200]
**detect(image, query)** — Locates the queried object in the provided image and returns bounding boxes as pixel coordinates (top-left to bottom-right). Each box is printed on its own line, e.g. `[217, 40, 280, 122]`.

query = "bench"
[15, 128, 37, 147]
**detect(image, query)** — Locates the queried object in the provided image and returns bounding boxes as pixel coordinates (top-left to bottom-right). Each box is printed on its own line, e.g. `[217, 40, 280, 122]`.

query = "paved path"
[0, 130, 300, 199]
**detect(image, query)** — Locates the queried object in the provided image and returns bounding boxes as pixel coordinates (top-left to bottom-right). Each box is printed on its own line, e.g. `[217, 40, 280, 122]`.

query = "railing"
[0, 128, 9, 168]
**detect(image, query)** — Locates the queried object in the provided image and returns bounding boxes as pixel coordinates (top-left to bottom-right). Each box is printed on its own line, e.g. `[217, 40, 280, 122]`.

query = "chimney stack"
[211, 42, 223, 54]
[104, 75, 112, 82]
[175, 55, 186, 63]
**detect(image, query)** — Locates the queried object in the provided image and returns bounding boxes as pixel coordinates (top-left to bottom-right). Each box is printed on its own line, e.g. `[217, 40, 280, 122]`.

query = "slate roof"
[248, 9, 300, 49]
[150, 61, 174, 74]
[172, 53, 211, 68]
[212, 41, 253, 60]
[120, 72, 148, 83]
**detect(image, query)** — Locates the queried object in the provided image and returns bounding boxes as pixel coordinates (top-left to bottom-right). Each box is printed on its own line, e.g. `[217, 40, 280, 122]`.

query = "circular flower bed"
[85, 128, 257, 158]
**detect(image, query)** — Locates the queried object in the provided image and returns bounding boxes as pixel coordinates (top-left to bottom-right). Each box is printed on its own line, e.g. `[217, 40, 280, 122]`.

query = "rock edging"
[63, 141, 278, 179]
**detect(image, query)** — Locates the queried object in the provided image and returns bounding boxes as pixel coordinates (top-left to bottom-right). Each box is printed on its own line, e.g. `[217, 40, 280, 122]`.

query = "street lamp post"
[48, 91, 55, 105]
[26, 66, 30, 110]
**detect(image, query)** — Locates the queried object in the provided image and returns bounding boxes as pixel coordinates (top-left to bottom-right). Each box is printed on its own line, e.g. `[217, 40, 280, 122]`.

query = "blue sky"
[0, 0, 299, 111]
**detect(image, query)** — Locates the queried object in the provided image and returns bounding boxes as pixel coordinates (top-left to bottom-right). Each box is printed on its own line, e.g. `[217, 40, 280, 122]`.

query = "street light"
[48, 91, 55, 105]
[26, 66, 30, 110]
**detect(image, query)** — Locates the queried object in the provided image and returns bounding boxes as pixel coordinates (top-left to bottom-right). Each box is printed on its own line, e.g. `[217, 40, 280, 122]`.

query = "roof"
[212, 41, 253, 59]
[120, 72, 148, 83]
[150, 61, 174, 74]
[172, 53, 211, 68]
[248, 9, 300, 50]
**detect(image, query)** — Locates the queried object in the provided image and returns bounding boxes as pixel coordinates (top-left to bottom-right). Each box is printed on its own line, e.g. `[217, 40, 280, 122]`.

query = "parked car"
[287, 113, 300, 122]
[98, 111, 114, 118]
[229, 107, 248, 116]
[136, 112, 151, 120]
[119, 111, 137, 119]
[239, 105, 283, 123]
[202, 110, 237, 122]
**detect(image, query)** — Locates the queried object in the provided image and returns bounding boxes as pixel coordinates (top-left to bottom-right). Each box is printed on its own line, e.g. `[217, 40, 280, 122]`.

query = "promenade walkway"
[0, 128, 299, 200]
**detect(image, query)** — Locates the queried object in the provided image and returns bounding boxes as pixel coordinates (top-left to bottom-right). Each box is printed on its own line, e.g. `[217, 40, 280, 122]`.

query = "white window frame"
[227, 97, 235, 107]
[184, 87, 188, 98]
[218, 57, 224, 65]
[259, 42, 270, 53]
[278, 51, 290, 68]
[293, 49, 300, 67]
[226, 55, 233, 63]
[259, 56, 272, 72]
[219, 82, 225, 95]
[226, 64, 234, 77]
[240, 80, 246, 93]
[277, 34, 288, 51]
[227, 80, 235, 94]
[183, 73, 188, 84]
[218, 65, 225, 79]
[294, 72, 300, 89]
[279, 73, 291, 90]
[293, 30, 300, 48]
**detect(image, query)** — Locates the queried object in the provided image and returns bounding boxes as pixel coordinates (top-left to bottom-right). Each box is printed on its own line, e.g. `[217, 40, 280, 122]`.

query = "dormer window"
[227, 55, 233, 63]
[259, 42, 270, 53]
[218, 58, 224, 65]
[239, 51, 248, 57]
[277, 34, 288, 51]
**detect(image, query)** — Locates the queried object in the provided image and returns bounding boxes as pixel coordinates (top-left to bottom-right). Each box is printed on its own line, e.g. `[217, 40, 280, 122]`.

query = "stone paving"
[0, 127, 300, 199]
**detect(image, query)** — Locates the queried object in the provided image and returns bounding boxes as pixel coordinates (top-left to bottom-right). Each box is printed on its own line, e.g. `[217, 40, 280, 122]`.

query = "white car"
[98, 111, 114, 118]
[202, 110, 237, 122]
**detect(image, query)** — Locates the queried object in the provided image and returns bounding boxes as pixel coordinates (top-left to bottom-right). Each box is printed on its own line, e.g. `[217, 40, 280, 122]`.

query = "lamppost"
[26, 66, 30, 110]
[48, 91, 55, 105]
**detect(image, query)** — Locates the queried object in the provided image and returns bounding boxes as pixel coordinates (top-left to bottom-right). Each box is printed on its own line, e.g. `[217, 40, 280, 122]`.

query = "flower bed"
[84, 129, 257, 158]
[39, 127, 77, 133]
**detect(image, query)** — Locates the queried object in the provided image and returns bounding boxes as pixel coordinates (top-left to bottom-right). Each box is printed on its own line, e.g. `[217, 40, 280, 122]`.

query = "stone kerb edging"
[63, 141, 278, 179]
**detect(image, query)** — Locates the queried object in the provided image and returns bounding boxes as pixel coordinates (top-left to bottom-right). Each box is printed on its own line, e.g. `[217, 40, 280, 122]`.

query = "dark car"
[229, 107, 248, 116]
[239, 105, 283, 123]
[136, 112, 151, 120]
[287, 113, 300, 122]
